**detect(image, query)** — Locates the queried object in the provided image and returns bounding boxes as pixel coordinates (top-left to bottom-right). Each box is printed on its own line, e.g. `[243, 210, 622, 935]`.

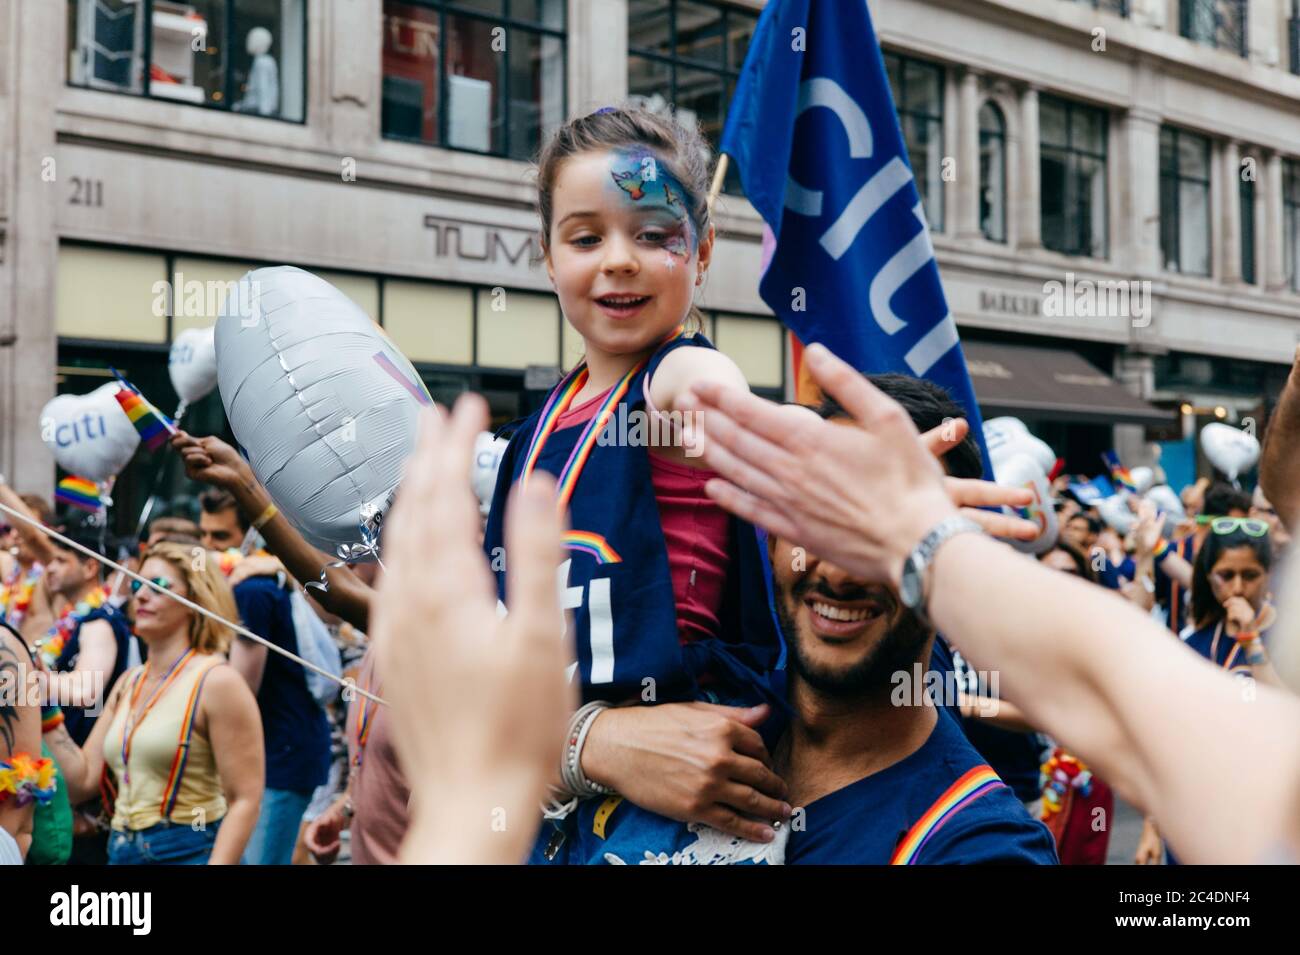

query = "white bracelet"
[559, 701, 615, 797]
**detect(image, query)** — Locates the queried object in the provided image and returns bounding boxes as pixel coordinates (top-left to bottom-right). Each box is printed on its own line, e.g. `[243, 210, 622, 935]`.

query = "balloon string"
[0, 499, 386, 708]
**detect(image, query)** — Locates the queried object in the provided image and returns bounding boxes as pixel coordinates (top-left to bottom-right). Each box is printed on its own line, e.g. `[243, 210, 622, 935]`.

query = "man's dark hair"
[52, 515, 106, 575]
[814, 373, 983, 480]
[198, 488, 250, 533]
[1203, 482, 1251, 518]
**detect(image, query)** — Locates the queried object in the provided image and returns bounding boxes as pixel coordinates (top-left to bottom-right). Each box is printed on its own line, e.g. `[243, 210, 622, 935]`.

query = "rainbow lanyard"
[120, 648, 197, 786]
[353, 671, 380, 768]
[520, 325, 684, 510]
[1211, 619, 1255, 672]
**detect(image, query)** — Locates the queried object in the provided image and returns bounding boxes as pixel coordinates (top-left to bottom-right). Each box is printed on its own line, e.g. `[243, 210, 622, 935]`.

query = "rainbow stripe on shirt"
[562, 530, 623, 565]
[889, 764, 1005, 865]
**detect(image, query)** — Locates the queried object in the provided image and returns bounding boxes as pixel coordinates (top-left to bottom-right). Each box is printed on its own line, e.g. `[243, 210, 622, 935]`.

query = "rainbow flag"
[110, 370, 174, 451]
[56, 476, 101, 513]
[1101, 450, 1137, 494]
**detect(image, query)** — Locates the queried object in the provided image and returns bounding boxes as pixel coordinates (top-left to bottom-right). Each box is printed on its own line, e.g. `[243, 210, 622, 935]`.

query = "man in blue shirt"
[774, 378, 1057, 864]
[199, 489, 330, 865]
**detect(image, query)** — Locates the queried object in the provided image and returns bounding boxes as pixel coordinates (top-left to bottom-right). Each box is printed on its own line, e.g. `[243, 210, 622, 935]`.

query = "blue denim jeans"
[242, 787, 312, 865]
[107, 818, 223, 865]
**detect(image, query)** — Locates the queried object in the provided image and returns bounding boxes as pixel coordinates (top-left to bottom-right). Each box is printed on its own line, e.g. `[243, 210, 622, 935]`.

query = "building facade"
[1, 0, 1298, 512]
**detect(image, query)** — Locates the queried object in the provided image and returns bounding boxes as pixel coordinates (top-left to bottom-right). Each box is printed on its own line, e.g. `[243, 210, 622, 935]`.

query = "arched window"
[979, 101, 1007, 243]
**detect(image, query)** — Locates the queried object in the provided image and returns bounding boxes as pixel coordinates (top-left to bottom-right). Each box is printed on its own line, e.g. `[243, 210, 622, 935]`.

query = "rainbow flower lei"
[1039, 748, 1093, 820]
[0, 562, 43, 630]
[0, 752, 57, 806]
[33, 586, 108, 670]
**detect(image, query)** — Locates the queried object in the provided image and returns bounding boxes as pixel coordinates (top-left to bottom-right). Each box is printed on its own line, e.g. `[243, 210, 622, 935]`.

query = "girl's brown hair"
[536, 105, 717, 336]
[137, 541, 239, 655]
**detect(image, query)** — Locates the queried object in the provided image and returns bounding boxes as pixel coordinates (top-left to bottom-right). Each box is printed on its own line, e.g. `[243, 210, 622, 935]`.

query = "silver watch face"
[900, 557, 924, 610]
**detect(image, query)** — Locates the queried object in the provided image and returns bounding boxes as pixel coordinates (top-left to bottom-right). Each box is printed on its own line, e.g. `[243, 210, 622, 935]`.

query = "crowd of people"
[2, 105, 1297, 866]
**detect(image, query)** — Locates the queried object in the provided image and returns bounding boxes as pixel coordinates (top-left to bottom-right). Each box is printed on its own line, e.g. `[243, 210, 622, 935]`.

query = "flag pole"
[707, 153, 730, 213]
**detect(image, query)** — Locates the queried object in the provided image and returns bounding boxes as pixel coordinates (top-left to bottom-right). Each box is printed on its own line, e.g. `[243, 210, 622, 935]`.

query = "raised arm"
[1261, 345, 1300, 532]
[685, 343, 1300, 864]
[172, 431, 374, 630]
[0, 479, 57, 566]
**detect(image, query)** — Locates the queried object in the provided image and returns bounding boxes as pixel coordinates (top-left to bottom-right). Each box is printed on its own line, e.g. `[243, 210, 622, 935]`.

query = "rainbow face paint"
[605, 148, 698, 258]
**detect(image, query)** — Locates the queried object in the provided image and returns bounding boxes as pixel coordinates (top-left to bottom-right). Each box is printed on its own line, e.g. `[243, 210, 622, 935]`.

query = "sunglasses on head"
[1202, 517, 1269, 537]
[130, 576, 175, 595]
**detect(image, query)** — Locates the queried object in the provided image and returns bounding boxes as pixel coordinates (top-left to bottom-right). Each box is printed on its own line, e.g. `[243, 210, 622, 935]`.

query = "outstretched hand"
[680, 344, 1035, 586]
[372, 395, 575, 864]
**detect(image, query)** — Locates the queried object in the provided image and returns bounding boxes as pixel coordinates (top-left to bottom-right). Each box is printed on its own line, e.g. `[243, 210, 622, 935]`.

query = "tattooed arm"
[0, 623, 40, 857]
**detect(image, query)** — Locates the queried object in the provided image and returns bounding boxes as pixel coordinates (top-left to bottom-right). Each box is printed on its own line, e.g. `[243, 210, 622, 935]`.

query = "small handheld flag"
[109, 369, 177, 451]
[1101, 450, 1137, 493]
[56, 476, 102, 513]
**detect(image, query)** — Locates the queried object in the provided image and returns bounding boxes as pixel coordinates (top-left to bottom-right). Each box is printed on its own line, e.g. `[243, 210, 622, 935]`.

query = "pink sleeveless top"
[556, 387, 729, 644]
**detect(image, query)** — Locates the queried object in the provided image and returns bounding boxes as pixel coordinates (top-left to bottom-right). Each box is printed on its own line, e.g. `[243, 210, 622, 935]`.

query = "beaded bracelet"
[559, 701, 616, 797]
[0, 752, 57, 807]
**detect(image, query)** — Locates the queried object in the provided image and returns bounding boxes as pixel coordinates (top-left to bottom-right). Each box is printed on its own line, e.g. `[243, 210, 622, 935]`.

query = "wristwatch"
[899, 516, 984, 628]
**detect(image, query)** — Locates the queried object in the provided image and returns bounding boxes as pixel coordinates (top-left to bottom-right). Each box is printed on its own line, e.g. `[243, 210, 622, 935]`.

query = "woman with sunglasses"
[1185, 518, 1281, 684]
[42, 541, 264, 864]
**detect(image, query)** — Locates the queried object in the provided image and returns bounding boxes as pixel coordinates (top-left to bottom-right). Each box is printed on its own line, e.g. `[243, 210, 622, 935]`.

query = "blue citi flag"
[720, 0, 991, 475]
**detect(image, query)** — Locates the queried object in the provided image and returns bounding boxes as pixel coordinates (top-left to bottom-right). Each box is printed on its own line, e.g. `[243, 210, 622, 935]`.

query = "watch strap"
[906, 515, 984, 626]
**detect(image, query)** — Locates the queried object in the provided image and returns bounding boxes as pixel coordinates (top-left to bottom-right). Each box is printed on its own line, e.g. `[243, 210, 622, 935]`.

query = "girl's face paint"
[546, 149, 712, 362]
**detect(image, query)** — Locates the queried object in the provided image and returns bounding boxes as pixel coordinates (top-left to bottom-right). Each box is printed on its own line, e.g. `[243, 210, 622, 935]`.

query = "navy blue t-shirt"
[56, 604, 132, 746]
[1097, 555, 1136, 591]
[233, 576, 330, 793]
[785, 710, 1058, 864]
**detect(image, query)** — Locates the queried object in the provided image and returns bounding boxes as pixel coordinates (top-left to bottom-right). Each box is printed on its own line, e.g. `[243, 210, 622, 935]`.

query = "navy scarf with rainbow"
[482, 331, 786, 713]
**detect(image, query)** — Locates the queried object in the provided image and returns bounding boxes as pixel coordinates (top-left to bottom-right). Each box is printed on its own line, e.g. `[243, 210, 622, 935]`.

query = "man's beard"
[776, 580, 931, 700]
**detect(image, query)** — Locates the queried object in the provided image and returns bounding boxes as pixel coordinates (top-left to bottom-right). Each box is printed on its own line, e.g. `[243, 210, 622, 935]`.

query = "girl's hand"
[581, 702, 791, 843]
[374, 396, 575, 864]
[1132, 499, 1163, 558]
[1223, 596, 1257, 635]
[682, 343, 962, 589]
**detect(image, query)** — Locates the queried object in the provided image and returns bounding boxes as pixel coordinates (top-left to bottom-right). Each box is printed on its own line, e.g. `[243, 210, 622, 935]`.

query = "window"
[1239, 163, 1256, 285]
[884, 53, 945, 231]
[979, 101, 1006, 243]
[1285, 160, 1300, 292]
[1065, 0, 1129, 14]
[1291, 0, 1300, 76]
[1180, 1, 1248, 58]
[1039, 95, 1107, 258]
[67, 0, 307, 120]
[627, 1, 758, 194]
[382, 0, 566, 160]
[1159, 126, 1211, 276]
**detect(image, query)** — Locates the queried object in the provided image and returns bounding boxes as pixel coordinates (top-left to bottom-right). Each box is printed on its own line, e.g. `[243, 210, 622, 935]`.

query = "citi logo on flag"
[720, 0, 991, 475]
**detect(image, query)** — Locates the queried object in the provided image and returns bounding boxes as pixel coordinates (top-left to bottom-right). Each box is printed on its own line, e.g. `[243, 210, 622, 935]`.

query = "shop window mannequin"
[236, 26, 279, 117]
